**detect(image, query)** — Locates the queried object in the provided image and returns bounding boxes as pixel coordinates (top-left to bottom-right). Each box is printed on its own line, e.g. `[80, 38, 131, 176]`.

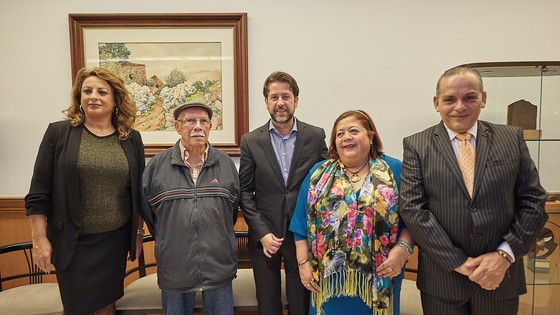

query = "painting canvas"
[83, 27, 236, 147]
[96, 42, 224, 132]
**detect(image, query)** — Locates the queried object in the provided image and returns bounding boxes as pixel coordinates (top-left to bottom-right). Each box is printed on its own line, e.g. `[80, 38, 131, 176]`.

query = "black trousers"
[248, 231, 309, 315]
[421, 290, 519, 315]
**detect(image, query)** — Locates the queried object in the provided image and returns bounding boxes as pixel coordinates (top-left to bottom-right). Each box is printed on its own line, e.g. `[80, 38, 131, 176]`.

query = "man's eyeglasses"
[177, 117, 211, 126]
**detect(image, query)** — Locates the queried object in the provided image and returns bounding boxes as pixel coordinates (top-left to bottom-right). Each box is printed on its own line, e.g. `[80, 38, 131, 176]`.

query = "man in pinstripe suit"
[399, 66, 548, 315]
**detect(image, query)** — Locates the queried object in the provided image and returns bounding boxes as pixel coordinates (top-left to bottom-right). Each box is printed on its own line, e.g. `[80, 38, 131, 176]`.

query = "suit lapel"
[287, 121, 306, 186]
[66, 125, 83, 227]
[257, 122, 286, 188]
[433, 122, 470, 198]
[121, 136, 137, 182]
[472, 121, 490, 199]
[121, 137, 135, 170]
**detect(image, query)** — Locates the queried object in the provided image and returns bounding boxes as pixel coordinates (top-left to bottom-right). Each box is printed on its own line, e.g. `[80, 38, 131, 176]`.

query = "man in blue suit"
[399, 66, 548, 315]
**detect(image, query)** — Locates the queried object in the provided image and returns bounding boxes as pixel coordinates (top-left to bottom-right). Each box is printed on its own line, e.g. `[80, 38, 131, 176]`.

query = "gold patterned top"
[77, 128, 131, 234]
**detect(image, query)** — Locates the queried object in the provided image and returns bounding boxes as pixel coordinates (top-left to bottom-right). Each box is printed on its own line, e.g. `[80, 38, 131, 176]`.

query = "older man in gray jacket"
[141, 102, 240, 315]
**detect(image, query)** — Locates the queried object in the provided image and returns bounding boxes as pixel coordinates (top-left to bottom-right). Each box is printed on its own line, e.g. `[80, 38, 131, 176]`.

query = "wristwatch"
[496, 249, 513, 264]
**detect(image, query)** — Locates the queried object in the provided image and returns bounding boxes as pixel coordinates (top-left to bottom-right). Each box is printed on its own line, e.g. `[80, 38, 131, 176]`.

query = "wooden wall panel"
[0, 198, 58, 289]
[5, 197, 555, 289]
[0, 198, 249, 289]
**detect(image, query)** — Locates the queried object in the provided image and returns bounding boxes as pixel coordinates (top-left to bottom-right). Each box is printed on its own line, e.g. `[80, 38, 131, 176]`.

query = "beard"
[270, 112, 293, 124]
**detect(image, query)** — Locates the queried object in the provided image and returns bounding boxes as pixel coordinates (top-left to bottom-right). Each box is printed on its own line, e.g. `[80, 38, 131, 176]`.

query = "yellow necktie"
[457, 133, 475, 197]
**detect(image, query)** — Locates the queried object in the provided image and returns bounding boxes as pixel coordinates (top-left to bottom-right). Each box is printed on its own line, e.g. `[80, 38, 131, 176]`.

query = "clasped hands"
[454, 252, 511, 290]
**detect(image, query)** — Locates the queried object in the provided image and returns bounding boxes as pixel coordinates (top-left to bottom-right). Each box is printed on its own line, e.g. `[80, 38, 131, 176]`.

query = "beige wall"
[2, 0, 560, 196]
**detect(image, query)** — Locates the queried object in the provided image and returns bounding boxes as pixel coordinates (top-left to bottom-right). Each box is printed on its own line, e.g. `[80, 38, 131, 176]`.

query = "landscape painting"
[97, 42, 224, 132]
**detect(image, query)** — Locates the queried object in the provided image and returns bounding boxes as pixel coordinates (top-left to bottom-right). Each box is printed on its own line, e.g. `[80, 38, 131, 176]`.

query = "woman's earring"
[79, 105, 83, 112]
[113, 106, 119, 115]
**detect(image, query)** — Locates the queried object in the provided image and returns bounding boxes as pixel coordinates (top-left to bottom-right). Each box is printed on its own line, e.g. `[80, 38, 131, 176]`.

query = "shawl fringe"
[312, 269, 392, 315]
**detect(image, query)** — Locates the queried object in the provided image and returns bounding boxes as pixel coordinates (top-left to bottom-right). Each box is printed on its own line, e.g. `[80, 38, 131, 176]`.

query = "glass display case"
[463, 61, 560, 315]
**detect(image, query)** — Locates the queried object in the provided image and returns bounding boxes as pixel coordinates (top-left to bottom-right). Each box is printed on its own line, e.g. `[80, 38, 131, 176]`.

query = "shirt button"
[470, 233, 475, 239]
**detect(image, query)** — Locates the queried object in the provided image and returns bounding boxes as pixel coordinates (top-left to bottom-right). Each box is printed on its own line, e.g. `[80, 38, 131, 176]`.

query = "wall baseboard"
[0, 198, 25, 213]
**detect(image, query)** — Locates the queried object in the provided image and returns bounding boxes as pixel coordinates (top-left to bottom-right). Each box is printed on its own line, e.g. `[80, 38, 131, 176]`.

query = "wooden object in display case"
[507, 99, 541, 140]
[508, 99, 537, 129]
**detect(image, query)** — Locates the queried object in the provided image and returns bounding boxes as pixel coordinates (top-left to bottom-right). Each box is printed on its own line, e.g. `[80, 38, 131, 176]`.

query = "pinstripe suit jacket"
[399, 120, 548, 300]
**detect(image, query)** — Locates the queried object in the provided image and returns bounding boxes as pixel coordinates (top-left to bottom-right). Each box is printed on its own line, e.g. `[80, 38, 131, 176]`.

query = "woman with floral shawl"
[289, 110, 414, 315]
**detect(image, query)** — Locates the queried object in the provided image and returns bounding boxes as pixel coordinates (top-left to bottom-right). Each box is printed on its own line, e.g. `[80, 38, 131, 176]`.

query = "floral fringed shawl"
[306, 158, 399, 315]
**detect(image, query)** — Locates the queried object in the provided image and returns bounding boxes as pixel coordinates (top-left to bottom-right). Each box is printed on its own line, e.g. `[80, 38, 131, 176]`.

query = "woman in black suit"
[25, 67, 145, 315]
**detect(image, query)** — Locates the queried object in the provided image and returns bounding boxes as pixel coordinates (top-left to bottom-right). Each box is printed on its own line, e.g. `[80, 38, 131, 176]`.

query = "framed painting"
[69, 13, 248, 156]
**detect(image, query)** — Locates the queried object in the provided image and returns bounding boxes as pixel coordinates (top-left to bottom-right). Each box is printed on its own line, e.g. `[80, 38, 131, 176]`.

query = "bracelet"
[396, 243, 412, 257]
[496, 249, 513, 264]
[396, 240, 413, 257]
[136, 228, 145, 236]
[298, 258, 310, 266]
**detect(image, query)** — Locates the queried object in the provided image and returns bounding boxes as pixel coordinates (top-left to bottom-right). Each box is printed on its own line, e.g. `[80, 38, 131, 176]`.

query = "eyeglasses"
[177, 117, 211, 126]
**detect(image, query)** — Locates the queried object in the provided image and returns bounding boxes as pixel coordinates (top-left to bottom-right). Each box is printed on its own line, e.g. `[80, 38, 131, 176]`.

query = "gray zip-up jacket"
[141, 140, 240, 292]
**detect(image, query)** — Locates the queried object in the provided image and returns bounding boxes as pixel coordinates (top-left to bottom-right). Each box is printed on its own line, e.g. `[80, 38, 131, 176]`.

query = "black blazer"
[399, 120, 548, 300]
[25, 121, 145, 270]
[239, 119, 328, 242]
